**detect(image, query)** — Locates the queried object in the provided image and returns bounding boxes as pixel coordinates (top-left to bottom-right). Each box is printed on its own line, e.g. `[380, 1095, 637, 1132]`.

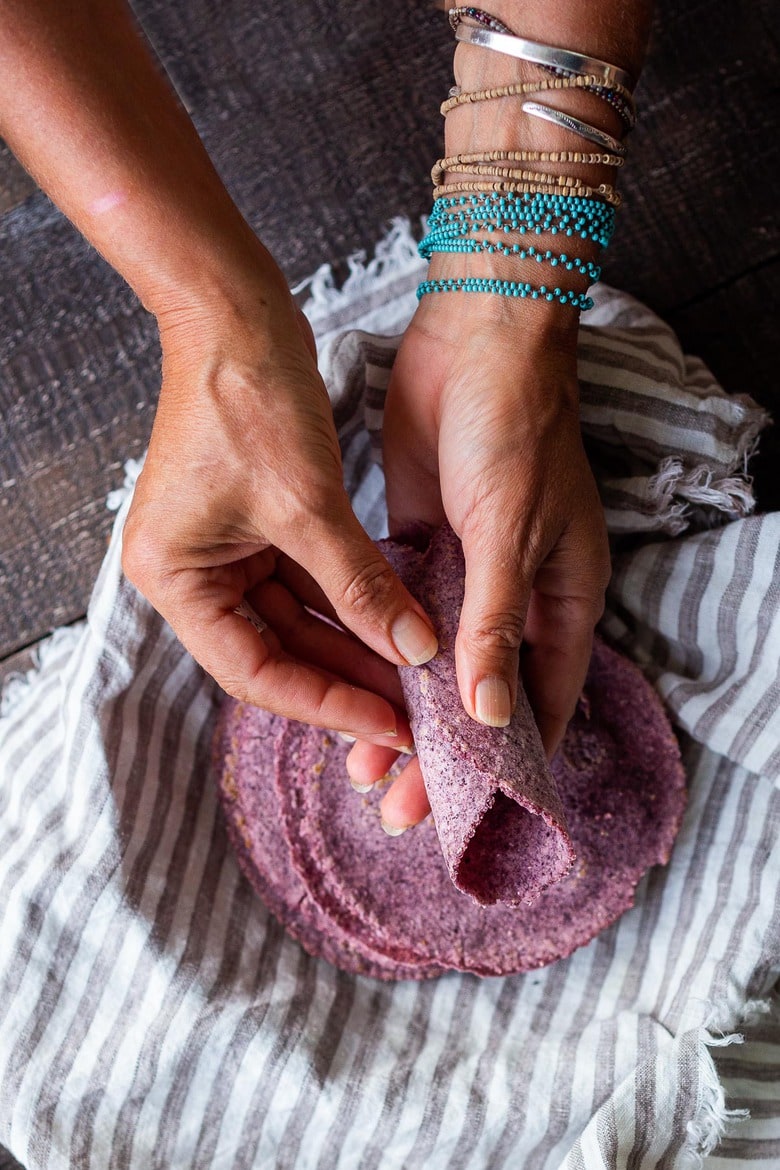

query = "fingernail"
[381, 819, 409, 837]
[391, 611, 438, 666]
[475, 677, 512, 727]
[350, 778, 375, 793]
[338, 732, 357, 743]
[396, 744, 416, 756]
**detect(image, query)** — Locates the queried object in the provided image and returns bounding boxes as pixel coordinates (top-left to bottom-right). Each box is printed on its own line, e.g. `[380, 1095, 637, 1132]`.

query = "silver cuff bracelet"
[454, 23, 635, 92]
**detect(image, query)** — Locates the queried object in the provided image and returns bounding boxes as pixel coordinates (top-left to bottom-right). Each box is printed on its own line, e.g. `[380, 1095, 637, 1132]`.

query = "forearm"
[0, 0, 285, 318]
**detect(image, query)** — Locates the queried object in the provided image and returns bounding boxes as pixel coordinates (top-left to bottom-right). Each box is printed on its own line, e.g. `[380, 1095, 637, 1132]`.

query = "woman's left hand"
[345, 295, 611, 833]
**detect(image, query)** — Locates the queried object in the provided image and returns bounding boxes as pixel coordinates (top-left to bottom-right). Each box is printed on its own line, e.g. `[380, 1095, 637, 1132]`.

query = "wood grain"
[0, 1146, 23, 1170]
[0, 141, 36, 214]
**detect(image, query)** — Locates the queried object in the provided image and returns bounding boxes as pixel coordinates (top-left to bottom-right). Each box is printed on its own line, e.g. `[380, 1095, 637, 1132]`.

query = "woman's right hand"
[121, 264, 437, 745]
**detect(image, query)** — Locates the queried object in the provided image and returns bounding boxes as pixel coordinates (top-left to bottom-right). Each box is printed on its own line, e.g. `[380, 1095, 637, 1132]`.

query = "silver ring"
[234, 600, 268, 634]
[454, 24, 634, 92]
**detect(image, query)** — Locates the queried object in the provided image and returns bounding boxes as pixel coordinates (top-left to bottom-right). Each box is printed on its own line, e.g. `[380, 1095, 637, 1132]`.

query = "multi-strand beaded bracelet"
[416, 5, 636, 310]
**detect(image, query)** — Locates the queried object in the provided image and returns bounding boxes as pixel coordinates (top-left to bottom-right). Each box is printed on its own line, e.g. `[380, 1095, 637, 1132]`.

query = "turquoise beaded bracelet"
[418, 239, 601, 283]
[426, 191, 615, 248]
[417, 191, 613, 310]
[416, 277, 593, 310]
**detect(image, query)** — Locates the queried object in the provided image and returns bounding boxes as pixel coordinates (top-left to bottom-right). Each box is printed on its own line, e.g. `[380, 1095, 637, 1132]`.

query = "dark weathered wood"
[0, 639, 38, 691]
[0, 1145, 23, 1170]
[0, 0, 777, 662]
[131, 0, 451, 282]
[0, 141, 37, 214]
[606, 0, 779, 309]
[668, 258, 780, 514]
[0, 199, 159, 656]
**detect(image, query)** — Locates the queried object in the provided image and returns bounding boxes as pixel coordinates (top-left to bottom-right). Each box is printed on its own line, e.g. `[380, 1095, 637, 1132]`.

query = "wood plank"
[0, 1147, 23, 1170]
[0, 140, 37, 214]
[0, 201, 157, 658]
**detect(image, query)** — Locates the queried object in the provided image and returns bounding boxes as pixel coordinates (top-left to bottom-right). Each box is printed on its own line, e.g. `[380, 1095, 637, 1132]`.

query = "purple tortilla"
[214, 703, 442, 980]
[383, 525, 573, 907]
[213, 635, 687, 980]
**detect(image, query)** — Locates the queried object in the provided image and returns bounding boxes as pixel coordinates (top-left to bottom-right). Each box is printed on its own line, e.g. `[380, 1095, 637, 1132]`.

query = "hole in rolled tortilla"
[454, 791, 574, 907]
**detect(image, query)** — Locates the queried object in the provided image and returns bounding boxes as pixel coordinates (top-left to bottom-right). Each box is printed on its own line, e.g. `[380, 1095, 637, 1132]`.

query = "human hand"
[346, 295, 611, 830]
[122, 264, 438, 744]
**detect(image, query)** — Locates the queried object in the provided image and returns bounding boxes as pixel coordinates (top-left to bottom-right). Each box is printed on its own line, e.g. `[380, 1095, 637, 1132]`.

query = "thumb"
[287, 498, 439, 670]
[455, 520, 535, 729]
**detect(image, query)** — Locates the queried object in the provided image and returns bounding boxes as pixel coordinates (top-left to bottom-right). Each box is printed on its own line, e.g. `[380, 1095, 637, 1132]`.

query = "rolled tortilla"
[383, 524, 574, 907]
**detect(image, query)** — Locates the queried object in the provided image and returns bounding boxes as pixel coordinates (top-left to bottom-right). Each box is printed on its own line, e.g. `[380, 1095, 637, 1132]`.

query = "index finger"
[168, 586, 408, 744]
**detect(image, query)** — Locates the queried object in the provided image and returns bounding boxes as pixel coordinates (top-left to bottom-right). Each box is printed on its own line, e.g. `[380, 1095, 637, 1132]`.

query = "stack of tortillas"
[214, 526, 686, 980]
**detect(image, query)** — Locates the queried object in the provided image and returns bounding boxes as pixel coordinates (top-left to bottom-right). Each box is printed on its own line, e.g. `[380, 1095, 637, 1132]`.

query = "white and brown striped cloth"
[1, 220, 778, 1169]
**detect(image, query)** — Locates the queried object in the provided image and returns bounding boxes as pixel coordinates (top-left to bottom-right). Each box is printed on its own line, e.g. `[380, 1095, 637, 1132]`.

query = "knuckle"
[467, 611, 526, 653]
[121, 512, 173, 605]
[341, 559, 397, 615]
[120, 523, 153, 590]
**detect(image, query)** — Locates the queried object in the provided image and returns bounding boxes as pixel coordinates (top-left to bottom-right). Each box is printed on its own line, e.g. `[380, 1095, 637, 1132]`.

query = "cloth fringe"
[680, 997, 771, 1167]
[0, 622, 85, 719]
[291, 215, 426, 324]
[646, 457, 758, 532]
[105, 456, 145, 512]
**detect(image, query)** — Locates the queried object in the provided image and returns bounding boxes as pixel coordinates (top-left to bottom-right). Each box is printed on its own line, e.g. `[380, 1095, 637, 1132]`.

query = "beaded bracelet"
[435, 163, 599, 188]
[417, 191, 614, 308]
[427, 191, 616, 247]
[431, 150, 624, 190]
[448, 5, 513, 36]
[416, 277, 594, 311]
[423, 7, 628, 311]
[440, 71, 632, 117]
[433, 178, 622, 207]
[419, 234, 602, 282]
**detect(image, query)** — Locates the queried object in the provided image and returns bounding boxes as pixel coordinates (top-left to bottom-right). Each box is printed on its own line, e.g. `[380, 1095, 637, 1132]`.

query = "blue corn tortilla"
[214, 629, 687, 980]
[383, 525, 574, 907]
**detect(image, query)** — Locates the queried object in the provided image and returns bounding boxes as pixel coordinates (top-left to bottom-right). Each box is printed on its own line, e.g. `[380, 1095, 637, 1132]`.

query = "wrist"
[413, 263, 581, 360]
[131, 200, 291, 324]
[153, 235, 306, 384]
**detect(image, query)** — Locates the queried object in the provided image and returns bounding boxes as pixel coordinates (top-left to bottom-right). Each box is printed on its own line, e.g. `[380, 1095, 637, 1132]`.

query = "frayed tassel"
[679, 997, 771, 1168]
[106, 456, 146, 512]
[0, 622, 85, 719]
[291, 216, 426, 323]
[672, 465, 756, 516]
[732, 397, 773, 475]
[646, 456, 757, 531]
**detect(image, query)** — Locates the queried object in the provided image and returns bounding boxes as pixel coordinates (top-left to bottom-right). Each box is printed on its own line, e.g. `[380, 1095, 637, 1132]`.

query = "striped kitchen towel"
[0, 219, 777, 1169]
